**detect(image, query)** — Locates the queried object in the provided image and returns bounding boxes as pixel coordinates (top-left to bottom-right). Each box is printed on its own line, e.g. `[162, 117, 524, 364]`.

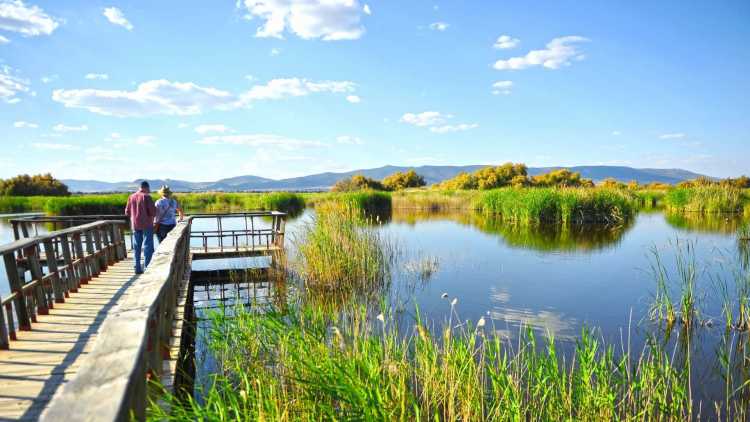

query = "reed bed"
[146, 302, 750, 421]
[295, 202, 394, 292]
[0, 192, 306, 215]
[391, 189, 481, 211]
[178, 192, 305, 215]
[476, 187, 635, 224]
[664, 186, 748, 214]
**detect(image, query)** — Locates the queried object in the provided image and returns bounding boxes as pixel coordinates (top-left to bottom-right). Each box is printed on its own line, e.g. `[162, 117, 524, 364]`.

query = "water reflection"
[391, 209, 632, 252]
[665, 212, 749, 234]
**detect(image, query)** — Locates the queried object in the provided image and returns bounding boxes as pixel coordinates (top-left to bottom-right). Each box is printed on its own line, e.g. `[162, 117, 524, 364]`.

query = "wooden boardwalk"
[0, 258, 136, 421]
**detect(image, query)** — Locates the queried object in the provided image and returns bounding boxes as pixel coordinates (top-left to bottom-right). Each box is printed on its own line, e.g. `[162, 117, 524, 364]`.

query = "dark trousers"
[156, 224, 176, 242]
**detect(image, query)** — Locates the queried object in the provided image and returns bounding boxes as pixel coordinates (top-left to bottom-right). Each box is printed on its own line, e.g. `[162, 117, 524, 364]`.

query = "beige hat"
[158, 185, 172, 197]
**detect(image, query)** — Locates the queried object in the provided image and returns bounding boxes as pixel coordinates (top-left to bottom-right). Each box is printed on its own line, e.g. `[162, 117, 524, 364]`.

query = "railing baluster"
[42, 239, 64, 303]
[3, 252, 30, 330]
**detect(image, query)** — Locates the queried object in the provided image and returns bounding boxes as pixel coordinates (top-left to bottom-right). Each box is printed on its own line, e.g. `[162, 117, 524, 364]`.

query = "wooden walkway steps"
[0, 258, 136, 421]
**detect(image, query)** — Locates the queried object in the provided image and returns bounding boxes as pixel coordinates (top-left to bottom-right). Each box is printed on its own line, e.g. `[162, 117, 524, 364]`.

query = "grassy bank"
[149, 302, 749, 421]
[391, 189, 481, 211]
[664, 186, 748, 214]
[476, 187, 635, 224]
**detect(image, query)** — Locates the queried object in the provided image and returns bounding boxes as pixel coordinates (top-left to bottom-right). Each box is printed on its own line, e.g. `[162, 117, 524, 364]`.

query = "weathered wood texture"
[1, 221, 128, 351]
[0, 258, 137, 421]
[41, 221, 192, 422]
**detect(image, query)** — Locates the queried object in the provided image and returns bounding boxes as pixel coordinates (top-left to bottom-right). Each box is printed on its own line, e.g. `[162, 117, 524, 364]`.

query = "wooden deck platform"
[190, 245, 282, 260]
[0, 258, 136, 421]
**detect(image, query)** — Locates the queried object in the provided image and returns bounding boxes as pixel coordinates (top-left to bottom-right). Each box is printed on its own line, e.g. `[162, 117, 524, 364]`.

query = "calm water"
[2, 209, 749, 403]
[185, 208, 750, 403]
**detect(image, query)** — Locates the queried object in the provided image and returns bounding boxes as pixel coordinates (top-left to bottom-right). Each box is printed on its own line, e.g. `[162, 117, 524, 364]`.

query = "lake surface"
[2, 209, 748, 404]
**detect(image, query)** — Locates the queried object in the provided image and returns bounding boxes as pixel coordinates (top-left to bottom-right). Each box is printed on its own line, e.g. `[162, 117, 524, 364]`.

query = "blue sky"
[1, 0, 748, 181]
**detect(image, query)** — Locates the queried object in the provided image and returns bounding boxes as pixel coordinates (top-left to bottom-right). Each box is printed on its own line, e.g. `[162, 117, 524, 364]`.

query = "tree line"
[0, 174, 70, 196]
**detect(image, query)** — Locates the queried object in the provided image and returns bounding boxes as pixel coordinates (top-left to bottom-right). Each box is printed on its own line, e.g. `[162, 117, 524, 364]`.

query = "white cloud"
[85, 73, 109, 80]
[346, 95, 361, 103]
[493, 35, 519, 49]
[40, 74, 57, 84]
[196, 133, 324, 150]
[103, 7, 133, 31]
[400, 111, 449, 127]
[401, 111, 477, 134]
[13, 120, 37, 128]
[242, 78, 355, 102]
[429, 22, 449, 31]
[659, 133, 686, 140]
[0, 64, 29, 102]
[135, 135, 156, 146]
[429, 123, 478, 134]
[336, 135, 363, 145]
[244, 74, 256, 82]
[32, 142, 77, 150]
[363, 4, 371, 15]
[270, 47, 281, 56]
[238, 0, 366, 41]
[0, 34, 8, 43]
[194, 124, 231, 134]
[53, 123, 88, 132]
[493, 36, 588, 70]
[52, 79, 236, 117]
[492, 80, 513, 95]
[54, 77, 356, 117]
[177, 122, 189, 129]
[0, 0, 60, 37]
[612, 131, 621, 136]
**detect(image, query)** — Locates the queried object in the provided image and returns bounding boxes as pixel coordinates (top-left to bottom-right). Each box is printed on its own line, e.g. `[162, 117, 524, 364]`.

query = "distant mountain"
[62, 165, 711, 193]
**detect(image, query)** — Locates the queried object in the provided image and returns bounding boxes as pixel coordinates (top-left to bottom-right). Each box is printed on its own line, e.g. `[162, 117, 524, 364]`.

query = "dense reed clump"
[477, 187, 635, 224]
[148, 304, 716, 421]
[178, 192, 305, 215]
[295, 202, 394, 292]
[42, 194, 129, 215]
[664, 186, 748, 214]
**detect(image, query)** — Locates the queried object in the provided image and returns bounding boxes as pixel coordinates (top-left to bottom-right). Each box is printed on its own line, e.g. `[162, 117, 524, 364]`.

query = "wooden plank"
[0, 258, 136, 421]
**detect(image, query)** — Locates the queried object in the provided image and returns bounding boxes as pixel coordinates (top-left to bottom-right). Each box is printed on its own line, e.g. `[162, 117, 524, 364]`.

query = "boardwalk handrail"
[9, 214, 129, 241]
[190, 211, 286, 253]
[41, 217, 194, 422]
[0, 220, 128, 350]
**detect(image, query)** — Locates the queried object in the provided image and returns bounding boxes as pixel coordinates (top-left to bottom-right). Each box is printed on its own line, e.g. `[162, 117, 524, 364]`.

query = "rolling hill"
[62, 165, 709, 193]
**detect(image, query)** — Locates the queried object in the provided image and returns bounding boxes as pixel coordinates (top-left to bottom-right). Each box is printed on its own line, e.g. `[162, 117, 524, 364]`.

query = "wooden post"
[72, 232, 90, 284]
[20, 222, 29, 238]
[84, 229, 100, 277]
[25, 245, 51, 315]
[1, 253, 30, 330]
[4, 301, 16, 340]
[0, 297, 9, 350]
[11, 221, 20, 241]
[59, 233, 78, 294]
[42, 239, 65, 303]
[92, 227, 107, 272]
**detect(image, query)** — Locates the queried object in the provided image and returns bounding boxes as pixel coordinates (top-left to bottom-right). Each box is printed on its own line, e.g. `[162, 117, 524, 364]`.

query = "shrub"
[531, 169, 594, 188]
[382, 170, 426, 191]
[0, 173, 69, 196]
[435, 163, 528, 190]
[332, 174, 385, 192]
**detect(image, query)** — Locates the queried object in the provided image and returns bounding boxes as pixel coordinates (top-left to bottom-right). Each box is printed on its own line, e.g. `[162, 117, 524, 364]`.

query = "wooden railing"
[190, 211, 286, 252]
[41, 218, 193, 422]
[0, 220, 127, 350]
[10, 215, 129, 241]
